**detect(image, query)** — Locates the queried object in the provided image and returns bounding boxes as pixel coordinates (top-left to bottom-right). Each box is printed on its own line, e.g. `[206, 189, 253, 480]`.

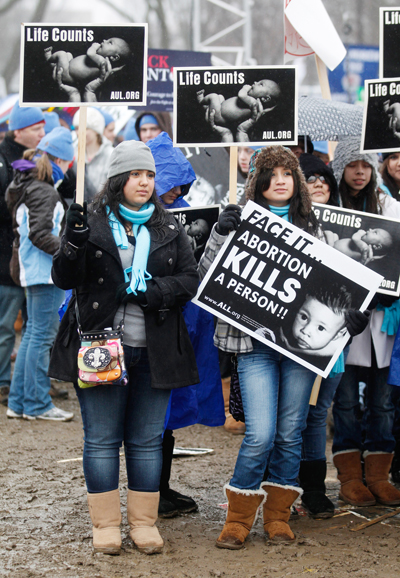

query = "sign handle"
[309, 374, 322, 406]
[314, 54, 336, 160]
[75, 106, 87, 207]
[229, 146, 238, 204]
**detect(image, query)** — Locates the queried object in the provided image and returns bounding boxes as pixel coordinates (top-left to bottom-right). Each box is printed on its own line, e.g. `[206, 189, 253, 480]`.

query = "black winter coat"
[49, 209, 200, 389]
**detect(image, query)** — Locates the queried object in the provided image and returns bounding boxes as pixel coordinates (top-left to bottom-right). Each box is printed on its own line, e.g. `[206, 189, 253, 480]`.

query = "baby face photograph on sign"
[173, 66, 297, 147]
[194, 202, 382, 377]
[361, 78, 400, 153]
[169, 205, 220, 262]
[313, 203, 400, 296]
[20, 23, 147, 106]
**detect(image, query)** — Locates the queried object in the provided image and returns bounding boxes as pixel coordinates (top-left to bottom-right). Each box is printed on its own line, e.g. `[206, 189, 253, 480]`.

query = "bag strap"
[74, 290, 126, 338]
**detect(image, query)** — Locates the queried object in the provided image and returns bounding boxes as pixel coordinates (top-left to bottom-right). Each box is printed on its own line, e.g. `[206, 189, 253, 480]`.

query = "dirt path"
[1, 381, 400, 578]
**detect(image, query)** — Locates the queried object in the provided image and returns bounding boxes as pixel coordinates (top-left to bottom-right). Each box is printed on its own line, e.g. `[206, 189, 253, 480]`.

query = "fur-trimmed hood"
[245, 145, 312, 214]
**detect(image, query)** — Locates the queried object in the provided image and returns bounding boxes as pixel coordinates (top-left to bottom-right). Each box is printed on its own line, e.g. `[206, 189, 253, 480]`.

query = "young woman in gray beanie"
[48, 140, 199, 555]
[330, 136, 400, 509]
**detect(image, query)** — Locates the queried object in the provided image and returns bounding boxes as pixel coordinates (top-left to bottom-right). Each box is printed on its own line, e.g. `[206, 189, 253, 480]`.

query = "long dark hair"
[93, 170, 167, 236]
[253, 168, 319, 234]
[339, 168, 381, 214]
[380, 157, 400, 200]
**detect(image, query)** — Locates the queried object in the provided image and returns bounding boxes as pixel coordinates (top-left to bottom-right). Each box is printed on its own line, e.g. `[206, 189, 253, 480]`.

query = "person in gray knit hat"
[330, 136, 400, 511]
[48, 139, 199, 556]
[197, 145, 361, 550]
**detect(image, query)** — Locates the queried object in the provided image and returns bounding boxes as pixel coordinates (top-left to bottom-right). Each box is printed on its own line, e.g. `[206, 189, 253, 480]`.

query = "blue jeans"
[0, 284, 26, 387]
[8, 284, 64, 416]
[302, 345, 350, 462]
[75, 347, 171, 494]
[230, 340, 316, 490]
[332, 352, 395, 454]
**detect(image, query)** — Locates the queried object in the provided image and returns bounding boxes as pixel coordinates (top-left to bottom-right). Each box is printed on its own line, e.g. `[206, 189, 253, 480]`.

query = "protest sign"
[361, 77, 400, 153]
[20, 23, 148, 106]
[313, 203, 400, 297]
[135, 49, 211, 112]
[169, 205, 220, 262]
[379, 7, 400, 79]
[173, 66, 297, 147]
[284, 0, 314, 64]
[193, 201, 382, 377]
[180, 147, 246, 207]
[328, 45, 379, 105]
[284, 0, 346, 71]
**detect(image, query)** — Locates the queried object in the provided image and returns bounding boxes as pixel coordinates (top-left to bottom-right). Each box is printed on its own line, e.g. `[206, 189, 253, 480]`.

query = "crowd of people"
[1, 98, 400, 557]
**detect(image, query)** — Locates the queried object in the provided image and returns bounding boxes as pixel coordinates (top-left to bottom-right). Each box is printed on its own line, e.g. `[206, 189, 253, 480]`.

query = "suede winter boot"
[299, 460, 335, 519]
[391, 441, 400, 484]
[216, 485, 265, 550]
[262, 483, 300, 542]
[222, 377, 245, 434]
[333, 450, 376, 506]
[364, 452, 400, 505]
[87, 490, 122, 555]
[127, 490, 163, 554]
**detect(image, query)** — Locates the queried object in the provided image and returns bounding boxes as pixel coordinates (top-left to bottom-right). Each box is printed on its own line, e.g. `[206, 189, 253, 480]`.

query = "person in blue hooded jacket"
[147, 131, 225, 517]
[147, 131, 195, 209]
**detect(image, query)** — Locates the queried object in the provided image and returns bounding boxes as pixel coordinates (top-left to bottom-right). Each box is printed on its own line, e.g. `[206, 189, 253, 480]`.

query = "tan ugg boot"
[216, 485, 265, 549]
[333, 450, 376, 506]
[364, 452, 400, 505]
[87, 490, 121, 555]
[127, 490, 163, 554]
[222, 377, 245, 434]
[262, 483, 300, 542]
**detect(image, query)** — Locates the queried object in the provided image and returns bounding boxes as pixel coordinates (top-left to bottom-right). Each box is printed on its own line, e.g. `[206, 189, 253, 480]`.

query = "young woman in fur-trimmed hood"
[198, 145, 367, 549]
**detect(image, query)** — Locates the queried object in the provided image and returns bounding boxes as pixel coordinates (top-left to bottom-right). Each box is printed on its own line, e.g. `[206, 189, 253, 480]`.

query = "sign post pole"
[229, 146, 238, 204]
[75, 106, 87, 206]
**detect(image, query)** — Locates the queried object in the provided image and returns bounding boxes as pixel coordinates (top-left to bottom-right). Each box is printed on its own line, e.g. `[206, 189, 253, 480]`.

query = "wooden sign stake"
[314, 54, 336, 160]
[75, 106, 87, 206]
[229, 146, 238, 204]
[309, 374, 322, 406]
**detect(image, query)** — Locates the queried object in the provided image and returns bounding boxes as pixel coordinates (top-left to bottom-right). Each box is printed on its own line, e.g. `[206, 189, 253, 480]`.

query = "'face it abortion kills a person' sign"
[194, 201, 382, 377]
[313, 203, 400, 297]
[173, 66, 297, 147]
[20, 23, 148, 106]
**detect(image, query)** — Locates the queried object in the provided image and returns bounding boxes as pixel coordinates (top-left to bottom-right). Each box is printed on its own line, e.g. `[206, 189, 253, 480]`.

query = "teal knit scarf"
[269, 204, 290, 221]
[108, 203, 155, 295]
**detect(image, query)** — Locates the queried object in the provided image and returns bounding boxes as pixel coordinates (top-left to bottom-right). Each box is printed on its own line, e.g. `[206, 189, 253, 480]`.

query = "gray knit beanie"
[107, 140, 156, 178]
[331, 136, 381, 187]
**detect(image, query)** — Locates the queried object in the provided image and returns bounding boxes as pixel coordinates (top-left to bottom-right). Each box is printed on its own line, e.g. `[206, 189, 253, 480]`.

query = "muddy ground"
[1, 380, 400, 578]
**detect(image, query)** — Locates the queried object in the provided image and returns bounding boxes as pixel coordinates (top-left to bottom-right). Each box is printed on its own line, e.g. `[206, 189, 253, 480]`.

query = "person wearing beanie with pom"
[48, 140, 199, 555]
[73, 107, 113, 195]
[330, 136, 400, 509]
[0, 101, 45, 406]
[5, 127, 74, 422]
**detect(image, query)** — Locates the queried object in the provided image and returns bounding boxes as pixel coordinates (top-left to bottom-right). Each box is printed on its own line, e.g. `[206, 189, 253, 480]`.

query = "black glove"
[345, 309, 371, 337]
[377, 294, 398, 308]
[216, 204, 242, 235]
[116, 281, 147, 306]
[66, 202, 87, 230]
